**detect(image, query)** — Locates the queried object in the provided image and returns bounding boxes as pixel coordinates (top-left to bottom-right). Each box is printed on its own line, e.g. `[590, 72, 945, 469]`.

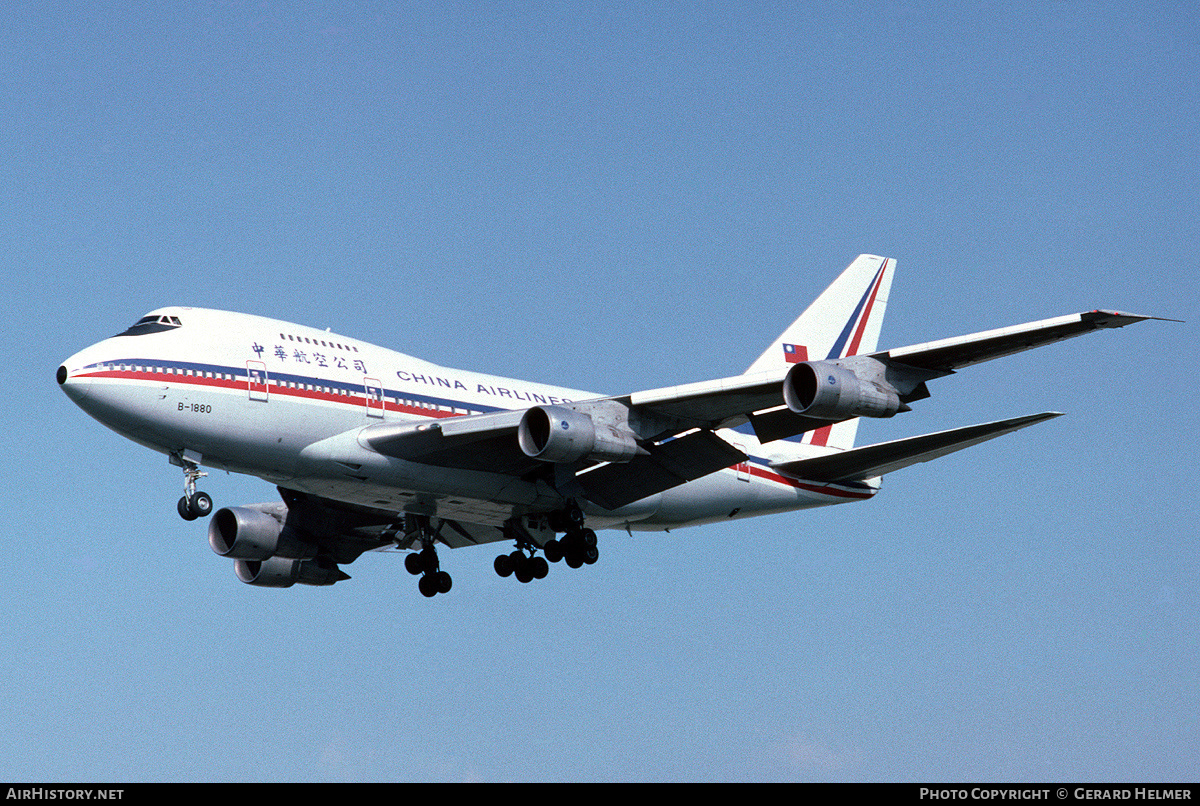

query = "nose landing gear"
[174, 454, 212, 521]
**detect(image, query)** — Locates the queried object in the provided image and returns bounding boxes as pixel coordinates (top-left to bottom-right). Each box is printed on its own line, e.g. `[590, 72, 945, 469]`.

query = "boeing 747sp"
[57, 255, 1161, 596]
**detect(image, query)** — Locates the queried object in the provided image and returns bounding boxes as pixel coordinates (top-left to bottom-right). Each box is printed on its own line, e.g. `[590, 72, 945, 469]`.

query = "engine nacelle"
[783, 360, 902, 420]
[518, 405, 641, 464]
[208, 506, 313, 561]
[234, 556, 347, 588]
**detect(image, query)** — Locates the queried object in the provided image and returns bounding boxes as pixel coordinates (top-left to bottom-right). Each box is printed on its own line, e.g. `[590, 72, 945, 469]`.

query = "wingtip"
[1021, 411, 1065, 425]
[1088, 310, 1184, 326]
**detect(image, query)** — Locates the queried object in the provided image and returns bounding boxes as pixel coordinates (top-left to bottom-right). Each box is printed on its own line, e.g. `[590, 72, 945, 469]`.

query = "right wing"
[358, 309, 1162, 509]
[745, 309, 1163, 443]
[616, 310, 1162, 442]
[873, 309, 1164, 374]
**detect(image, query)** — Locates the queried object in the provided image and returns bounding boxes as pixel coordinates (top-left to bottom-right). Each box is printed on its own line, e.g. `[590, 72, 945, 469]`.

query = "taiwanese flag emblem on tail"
[783, 344, 808, 364]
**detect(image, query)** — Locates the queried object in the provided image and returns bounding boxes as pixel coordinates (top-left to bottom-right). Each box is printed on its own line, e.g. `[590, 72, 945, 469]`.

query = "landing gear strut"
[402, 516, 452, 597]
[175, 457, 212, 521]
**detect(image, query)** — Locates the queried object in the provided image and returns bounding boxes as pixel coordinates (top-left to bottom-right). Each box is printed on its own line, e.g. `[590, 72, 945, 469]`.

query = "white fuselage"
[59, 307, 877, 533]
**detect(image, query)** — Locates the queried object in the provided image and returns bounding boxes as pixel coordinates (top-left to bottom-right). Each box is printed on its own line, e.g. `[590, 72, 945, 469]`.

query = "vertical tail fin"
[745, 254, 896, 450]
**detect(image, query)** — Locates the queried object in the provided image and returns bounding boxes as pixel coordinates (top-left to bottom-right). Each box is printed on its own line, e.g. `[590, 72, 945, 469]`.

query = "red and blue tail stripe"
[806, 258, 889, 448]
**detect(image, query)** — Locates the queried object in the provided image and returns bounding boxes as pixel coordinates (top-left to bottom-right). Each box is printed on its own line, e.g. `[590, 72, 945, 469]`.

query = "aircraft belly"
[634, 466, 868, 530]
[282, 475, 526, 530]
[638, 469, 761, 528]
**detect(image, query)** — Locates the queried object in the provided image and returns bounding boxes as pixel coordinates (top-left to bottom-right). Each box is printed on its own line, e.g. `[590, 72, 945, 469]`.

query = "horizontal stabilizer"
[770, 412, 1063, 482]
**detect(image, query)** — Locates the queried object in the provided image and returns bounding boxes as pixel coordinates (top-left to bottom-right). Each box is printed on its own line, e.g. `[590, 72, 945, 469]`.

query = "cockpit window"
[115, 314, 183, 337]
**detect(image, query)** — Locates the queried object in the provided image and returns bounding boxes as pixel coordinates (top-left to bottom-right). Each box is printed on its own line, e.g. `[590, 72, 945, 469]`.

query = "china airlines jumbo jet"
[57, 255, 1160, 596]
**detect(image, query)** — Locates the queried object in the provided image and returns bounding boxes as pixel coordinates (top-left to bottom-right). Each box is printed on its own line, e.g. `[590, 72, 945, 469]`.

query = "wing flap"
[360, 412, 539, 474]
[771, 412, 1063, 482]
[746, 405, 839, 443]
[573, 430, 747, 510]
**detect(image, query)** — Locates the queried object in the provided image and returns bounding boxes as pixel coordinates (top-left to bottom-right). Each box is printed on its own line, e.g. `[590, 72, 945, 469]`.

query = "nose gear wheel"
[175, 457, 212, 521]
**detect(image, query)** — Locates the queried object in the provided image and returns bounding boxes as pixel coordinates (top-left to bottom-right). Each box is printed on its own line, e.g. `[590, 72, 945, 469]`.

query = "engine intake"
[208, 506, 314, 560]
[783, 361, 902, 420]
[518, 405, 641, 464]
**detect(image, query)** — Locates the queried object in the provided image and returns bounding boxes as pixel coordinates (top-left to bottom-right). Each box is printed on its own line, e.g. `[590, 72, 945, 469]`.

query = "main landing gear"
[176, 458, 213, 521]
[493, 539, 550, 583]
[493, 505, 598, 585]
[402, 516, 452, 598]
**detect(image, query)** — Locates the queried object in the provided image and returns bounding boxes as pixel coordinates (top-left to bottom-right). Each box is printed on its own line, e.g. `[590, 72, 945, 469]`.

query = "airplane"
[57, 255, 1163, 597]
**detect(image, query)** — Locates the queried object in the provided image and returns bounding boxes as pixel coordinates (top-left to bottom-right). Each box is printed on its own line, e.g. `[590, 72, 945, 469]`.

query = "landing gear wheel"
[497, 514, 564, 585]
[494, 553, 513, 578]
[405, 552, 424, 576]
[496, 545, 549, 584]
[189, 492, 213, 519]
[515, 557, 534, 583]
[177, 496, 198, 521]
[177, 492, 212, 521]
[418, 569, 452, 597]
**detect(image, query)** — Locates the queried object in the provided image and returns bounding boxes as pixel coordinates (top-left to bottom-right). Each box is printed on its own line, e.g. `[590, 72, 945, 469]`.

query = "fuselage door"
[733, 443, 751, 482]
[364, 377, 385, 418]
[247, 360, 269, 402]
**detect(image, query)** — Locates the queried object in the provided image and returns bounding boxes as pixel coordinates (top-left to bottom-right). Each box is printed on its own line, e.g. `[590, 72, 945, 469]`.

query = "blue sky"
[3, 1, 1196, 782]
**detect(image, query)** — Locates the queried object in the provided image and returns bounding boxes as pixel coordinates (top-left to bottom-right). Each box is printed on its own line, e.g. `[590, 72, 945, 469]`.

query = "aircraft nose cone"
[57, 357, 92, 402]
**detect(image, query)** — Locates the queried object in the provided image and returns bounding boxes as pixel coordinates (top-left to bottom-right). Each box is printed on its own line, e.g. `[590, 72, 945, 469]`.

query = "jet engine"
[234, 556, 347, 588]
[208, 506, 314, 561]
[518, 405, 641, 464]
[783, 360, 903, 420]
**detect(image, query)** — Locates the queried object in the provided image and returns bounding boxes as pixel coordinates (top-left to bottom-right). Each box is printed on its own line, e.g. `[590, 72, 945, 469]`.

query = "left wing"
[360, 409, 746, 510]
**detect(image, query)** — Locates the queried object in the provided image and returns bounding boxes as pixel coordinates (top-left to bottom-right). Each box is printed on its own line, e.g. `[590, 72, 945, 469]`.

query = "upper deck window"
[115, 314, 183, 337]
